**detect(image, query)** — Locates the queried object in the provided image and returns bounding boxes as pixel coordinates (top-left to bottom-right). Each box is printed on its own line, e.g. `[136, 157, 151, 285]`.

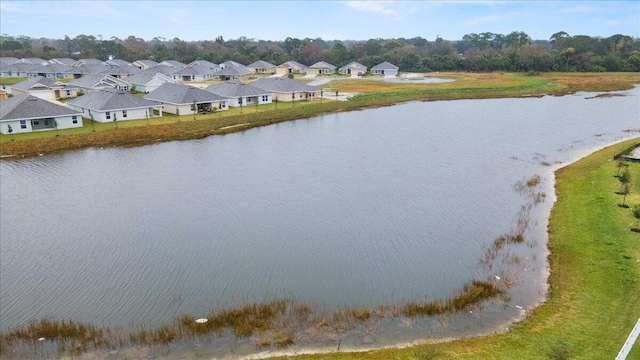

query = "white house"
[145, 83, 229, 115]
[11, 76, 80, 100]
[246, 60, 277, 74]
[26, 64, 73, 79]
[371, 61, 399, 76]
[275, 61, 308, 75]
[339, 61, 368, 76]
[172, 63, 216, 82]
[307, 61, 337, 75]
[212, 65, 253, 81]
[0, 63, 41, 78]
[0, 94, 83, 134]
[68, 74, 130, 93]
[251, 77, 319, 102]
[205, 80, 271, 107]
[132, 59, 159, 70]
[124, 72, 176, 93]
[67, 88, 163, 122]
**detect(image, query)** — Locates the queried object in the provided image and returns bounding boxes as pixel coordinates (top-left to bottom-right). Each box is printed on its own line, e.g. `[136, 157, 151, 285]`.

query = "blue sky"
[1, 1, 638, 42]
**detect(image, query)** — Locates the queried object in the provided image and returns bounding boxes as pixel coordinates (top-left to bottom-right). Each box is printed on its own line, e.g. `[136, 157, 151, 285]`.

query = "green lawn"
[273, 139, 640, 360]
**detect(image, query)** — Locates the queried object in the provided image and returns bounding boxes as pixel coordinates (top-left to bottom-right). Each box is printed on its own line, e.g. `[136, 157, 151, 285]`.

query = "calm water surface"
[1, 88, 639, 340]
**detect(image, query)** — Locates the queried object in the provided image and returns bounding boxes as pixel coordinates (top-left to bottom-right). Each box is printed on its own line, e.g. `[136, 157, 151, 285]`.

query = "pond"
[1, 87, 638, 356]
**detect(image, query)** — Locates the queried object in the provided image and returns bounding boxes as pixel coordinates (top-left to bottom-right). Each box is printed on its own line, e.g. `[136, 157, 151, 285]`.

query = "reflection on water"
[1, 87, 639, 357]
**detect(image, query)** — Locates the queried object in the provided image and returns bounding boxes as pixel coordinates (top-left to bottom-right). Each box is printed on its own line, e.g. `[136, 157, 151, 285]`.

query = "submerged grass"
[270, 138, 640, 360]
[0, 279, 504, 357]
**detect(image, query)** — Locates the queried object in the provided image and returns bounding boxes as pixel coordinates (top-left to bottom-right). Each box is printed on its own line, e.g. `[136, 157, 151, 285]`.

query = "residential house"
[251, 77, 319, 102]
[274, 61, 307, 75]
[371, 61, 399, 76]
[0, 63, 41, 78]
[64, 64, 112, 78]
[132, 59, 159, 70]
[339, 61, 368, 76]
[0, 93, 83, 134]
[307, 61, 337, 75]
[246, 60, 276, 74]
[172, 63, 216, 81]
[105, 58, 131, 67]
[0, 57, 20, 67]
[157, 60, 186, 69]
[67, 88, 163, 122]
[101, 65, 143, 79]
[144, 83, 229, 115]
[68, 74, 130, 93]
[124, 72, 176, 93]
[219, 60, 245, 70]
[0, 89, 9, 101]
[11, 76, 80, 100]
[15, 57, 47, 65]
[205, 80, 271, 107]
[187, 60, 219, 72]
[71, 58, 106, 67]
[26, 64, 73, 79]
[47, 58, 76, 66]
[212, 65, 253, 81]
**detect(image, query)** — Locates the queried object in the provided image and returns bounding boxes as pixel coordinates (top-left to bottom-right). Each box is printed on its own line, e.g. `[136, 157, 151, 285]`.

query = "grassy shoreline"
[269, 138, 640, 359]
[2, 72, 639, 159]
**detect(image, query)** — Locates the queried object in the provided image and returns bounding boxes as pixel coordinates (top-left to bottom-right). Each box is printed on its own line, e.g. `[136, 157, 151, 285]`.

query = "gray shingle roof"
[67, 89, 161, 111]
[251, 78, 319, 93]
[48, 58, 76, 65]
[0, 63, 41, 72]
[73, 59, 107, 67]
[246, 60, 276, 69]
[0, 57, 20, 66]
[308, 61, 337, 70]
[213, 65, 252, 76]
[174, 63, 216, 75]
[17, 58, 47, 65]
[339, 61, 367, 71]
[188, 60, 218, 69]
[133, 59, 159, 68]
[65, 64, 112, 75]
[11, 76, 60, 91]
[123, 72, 174, 86]
[29, 63, 73, 74]
[371, 61, 399, 70]
[144, 83, 228, 104]
[106, 59, 131, 67]
[0, 94, 81, 121]
[279, 61, 308, 69]
[67, 74, 128, 89]
[142, 65, 178, 75]
[221, 60, 245, 68]
[205, 81, 268, 97]
[101, 65, 143, 76]
[158, 60, 186, 68]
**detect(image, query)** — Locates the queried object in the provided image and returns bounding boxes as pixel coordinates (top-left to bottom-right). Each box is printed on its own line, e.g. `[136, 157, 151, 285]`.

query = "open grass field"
[2, 72, 639, 158]
[268, 139, 640, 360]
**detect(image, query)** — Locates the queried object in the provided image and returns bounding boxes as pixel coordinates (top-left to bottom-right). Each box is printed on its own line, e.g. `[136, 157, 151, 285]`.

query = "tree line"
[1, 31, 639, 72]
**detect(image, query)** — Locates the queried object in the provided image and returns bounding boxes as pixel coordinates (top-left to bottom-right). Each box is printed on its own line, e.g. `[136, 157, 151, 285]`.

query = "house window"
[66, 90, 71, 96]
[33, 121, 40, 125]
[299, 93, 303, 98]
[122, 110, 127, 118]
[106, 111, 111, 120]
[72, 116, 78, 124]
[20, 120, 26, 129]
[262, 95, 268, 102]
